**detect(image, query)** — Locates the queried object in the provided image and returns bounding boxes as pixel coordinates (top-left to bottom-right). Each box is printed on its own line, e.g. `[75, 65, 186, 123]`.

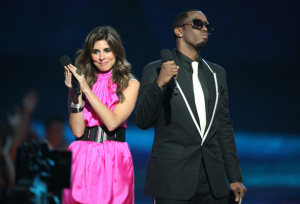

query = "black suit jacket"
[134, 49, 242, 200]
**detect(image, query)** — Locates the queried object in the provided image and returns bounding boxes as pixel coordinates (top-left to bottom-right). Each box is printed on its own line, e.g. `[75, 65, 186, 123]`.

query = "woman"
[63, 26, 139, 204]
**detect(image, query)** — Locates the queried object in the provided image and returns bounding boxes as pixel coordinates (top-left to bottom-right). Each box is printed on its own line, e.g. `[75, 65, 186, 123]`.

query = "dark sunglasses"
[180, 19, 213, 34]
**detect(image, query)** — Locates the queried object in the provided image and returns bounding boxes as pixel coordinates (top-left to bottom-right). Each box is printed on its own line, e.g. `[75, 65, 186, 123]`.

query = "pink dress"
[63, 71, 134, 204]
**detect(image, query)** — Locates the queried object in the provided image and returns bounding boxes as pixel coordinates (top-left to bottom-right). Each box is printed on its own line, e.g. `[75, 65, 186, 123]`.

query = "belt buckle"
[97, 126, 107, 143]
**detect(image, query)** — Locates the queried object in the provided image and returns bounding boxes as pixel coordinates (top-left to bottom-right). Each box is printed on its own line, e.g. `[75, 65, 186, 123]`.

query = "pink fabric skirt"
[63, 140, 134, 204]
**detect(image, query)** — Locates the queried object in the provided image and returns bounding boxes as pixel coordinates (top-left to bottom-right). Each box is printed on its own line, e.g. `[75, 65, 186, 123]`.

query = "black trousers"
[154, 159, 234, 204]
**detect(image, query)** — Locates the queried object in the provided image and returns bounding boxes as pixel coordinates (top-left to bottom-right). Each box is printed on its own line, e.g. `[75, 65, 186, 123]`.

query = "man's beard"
[196, 41, 207, 50]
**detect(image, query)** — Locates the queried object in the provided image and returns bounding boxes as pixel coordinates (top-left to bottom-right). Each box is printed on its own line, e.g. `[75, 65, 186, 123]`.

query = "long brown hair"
[75, 26, 133, 103]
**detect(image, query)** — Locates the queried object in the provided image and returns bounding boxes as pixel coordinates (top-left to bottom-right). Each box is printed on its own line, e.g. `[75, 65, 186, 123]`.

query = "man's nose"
[202, 24, 208, 32]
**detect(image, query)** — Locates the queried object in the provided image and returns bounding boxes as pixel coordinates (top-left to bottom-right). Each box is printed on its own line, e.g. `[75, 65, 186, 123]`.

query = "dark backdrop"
[1, 0, 299, 134]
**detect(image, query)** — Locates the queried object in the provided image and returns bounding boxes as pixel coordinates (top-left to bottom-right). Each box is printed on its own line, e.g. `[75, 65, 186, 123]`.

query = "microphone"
[59, 55, 81, 95]
[160, 49, 178, 95]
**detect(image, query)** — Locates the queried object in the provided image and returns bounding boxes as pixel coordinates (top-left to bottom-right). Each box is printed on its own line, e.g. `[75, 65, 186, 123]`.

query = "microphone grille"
[160, 49, 173, 62]
[59, 55, 72, 67]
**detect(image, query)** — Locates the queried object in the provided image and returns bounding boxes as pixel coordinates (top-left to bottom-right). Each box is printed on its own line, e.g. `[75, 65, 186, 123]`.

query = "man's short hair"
[173, 9, 200, 28]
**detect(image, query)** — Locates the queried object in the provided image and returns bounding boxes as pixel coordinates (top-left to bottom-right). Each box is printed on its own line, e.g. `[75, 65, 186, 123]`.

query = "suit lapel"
[172, 51, 200, 125]
[201, 60, 217, 133]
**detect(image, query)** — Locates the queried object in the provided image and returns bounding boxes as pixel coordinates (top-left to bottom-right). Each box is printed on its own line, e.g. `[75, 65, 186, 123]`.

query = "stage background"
[1, 0, 299, 203]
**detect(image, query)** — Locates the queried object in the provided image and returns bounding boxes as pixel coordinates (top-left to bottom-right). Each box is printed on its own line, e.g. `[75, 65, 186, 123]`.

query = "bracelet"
[71, 101, 85, 109]
[71, 107, 84, 113]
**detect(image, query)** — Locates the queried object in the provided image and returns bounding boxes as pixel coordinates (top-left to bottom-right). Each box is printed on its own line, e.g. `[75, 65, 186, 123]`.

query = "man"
[44, 115, 67, 150]
[135, 9, 246, 203]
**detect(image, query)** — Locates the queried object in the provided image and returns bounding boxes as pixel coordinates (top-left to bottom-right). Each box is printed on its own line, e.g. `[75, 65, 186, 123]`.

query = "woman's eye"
[92, 49, 100, 54]
[104, 48, 111, 53]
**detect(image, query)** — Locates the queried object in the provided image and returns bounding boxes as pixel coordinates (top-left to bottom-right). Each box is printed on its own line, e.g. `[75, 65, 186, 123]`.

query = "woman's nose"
[99, 52, 104, 60]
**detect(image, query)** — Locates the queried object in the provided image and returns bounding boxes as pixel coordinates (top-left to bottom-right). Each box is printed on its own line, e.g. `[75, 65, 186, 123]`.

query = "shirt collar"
[175, 49, 202, 69]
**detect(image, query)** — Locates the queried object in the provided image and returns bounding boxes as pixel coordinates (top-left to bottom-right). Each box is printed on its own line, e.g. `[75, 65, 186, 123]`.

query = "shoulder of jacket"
[203, 59, 225, 73]
[145, 59, 162, 69]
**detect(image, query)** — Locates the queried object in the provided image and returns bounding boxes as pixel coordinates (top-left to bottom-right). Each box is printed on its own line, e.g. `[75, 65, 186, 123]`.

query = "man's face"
[181, 11, 210, 50]
[48, 122, 64, 145]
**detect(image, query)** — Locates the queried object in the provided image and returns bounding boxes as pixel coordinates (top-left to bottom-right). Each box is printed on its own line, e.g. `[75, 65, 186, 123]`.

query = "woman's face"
[91, 40, 116, 72]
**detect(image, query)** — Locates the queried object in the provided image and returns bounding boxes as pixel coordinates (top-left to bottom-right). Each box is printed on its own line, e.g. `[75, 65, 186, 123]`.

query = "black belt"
[76, 126, 125, 143]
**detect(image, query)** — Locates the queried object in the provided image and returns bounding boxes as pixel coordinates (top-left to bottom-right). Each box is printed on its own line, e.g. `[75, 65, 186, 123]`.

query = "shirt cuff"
[153, 79, 166, 95]
[229, 178, 243, 183]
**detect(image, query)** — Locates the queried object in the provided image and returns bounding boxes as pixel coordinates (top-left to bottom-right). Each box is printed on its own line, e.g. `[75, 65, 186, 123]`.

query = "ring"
[76, 69, 82, 76]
